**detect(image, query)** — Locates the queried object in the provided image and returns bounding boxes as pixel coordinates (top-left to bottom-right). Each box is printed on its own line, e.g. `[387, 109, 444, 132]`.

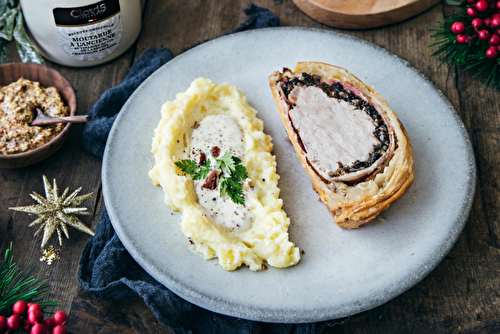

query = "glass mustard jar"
[19, 0, 144, 67]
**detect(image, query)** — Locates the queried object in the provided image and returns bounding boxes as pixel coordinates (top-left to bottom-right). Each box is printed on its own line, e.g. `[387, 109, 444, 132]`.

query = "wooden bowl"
[0, 62, 77, 169]
[292, 0, 440, 29]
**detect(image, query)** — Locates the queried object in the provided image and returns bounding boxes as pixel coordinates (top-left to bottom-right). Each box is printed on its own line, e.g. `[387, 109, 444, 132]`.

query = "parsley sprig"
[175, 151, 248, 205]
[174, 158, 211, 180]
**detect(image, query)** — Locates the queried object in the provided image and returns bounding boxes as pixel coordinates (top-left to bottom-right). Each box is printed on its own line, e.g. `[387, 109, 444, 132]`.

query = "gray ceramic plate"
[102, 27, 476, 323]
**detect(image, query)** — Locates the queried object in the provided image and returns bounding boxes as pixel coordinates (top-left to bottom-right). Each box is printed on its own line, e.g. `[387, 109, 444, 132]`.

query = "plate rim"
[102, 26, 477, 323]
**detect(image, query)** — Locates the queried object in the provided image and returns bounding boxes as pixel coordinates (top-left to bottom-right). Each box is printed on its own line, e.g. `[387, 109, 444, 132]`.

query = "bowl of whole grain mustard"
[0, 62, 76, 168]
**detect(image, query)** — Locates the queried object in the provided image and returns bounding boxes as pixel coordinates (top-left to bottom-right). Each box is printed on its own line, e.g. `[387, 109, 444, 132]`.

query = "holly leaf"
[0, 8, 16, 41]
[13, 10, 44, 65]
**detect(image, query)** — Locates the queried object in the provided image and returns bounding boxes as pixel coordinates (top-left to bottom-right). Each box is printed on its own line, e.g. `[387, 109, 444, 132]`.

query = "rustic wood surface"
[292, 0, 440, 29]
[0, 0, 497, 333]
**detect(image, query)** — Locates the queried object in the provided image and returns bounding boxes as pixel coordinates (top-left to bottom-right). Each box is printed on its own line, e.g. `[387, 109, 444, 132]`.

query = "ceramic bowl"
[0, 62, 77, 169]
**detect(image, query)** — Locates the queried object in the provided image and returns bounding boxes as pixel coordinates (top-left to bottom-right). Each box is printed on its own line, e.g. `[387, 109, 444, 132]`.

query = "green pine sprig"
[430, 2, 500, 89]
[0, 243, 57, 317]
[429, 11, 476, 66]
[175, 150, 248, 205]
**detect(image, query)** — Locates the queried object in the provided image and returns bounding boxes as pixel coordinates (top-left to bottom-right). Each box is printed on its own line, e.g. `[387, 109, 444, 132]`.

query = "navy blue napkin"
[79, 4, 322, 334]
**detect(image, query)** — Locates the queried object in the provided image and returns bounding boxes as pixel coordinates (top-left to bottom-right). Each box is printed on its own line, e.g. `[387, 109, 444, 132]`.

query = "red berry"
[28, 309, 44, 325]
[52, 325, 68, 334]
[472, 18, 484, 29]
[43, 318, 55, 330]
[490, 34, 500, 45]
[467, 7, 478, 16]
[496, 0, 500, 10]
[486, 46, 499, 58]
[457, 34, 468, 43]
[452, 22, 466, 34]
[13, 300, 28, 315]
[52, 311, 68, 326]
[476, 0, 489, 11]
[479, 29, 491, 40]
[22, 319, 33, 331]
[485, 18, 492, 27]
[30, 323, 46, 334]
[7, 314, 21, 330]
[492, 18, 500, 29]
[28, 303, 43, 314]
[0, 316, 6, 330]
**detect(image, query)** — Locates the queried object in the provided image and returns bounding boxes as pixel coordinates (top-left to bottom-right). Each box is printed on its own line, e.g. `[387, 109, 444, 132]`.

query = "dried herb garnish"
[175, 150, 248, 205]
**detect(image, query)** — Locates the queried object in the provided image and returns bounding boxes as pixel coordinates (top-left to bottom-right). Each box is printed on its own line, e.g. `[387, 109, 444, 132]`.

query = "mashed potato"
[148, 78, 300, 271]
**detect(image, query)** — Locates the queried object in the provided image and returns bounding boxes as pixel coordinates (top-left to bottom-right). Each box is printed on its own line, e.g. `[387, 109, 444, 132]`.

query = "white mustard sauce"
[190, 114, 254, 232]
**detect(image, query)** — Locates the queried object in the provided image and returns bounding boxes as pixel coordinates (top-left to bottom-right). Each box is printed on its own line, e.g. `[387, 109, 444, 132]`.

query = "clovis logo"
[70, 4, 106, 19]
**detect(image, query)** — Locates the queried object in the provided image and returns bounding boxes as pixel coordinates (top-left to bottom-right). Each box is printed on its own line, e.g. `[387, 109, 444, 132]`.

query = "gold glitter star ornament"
[10, 175, 95, 248]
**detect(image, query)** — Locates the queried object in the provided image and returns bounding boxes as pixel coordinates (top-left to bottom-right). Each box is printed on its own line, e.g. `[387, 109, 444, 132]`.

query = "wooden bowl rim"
[0, 62, 77, 164]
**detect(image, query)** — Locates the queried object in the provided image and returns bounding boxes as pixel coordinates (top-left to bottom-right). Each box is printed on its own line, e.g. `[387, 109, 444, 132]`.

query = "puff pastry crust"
[269, 62, 414, 228]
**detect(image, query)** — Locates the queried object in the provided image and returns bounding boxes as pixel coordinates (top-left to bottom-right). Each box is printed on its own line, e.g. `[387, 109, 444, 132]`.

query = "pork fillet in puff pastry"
[269, 62, 414, 228]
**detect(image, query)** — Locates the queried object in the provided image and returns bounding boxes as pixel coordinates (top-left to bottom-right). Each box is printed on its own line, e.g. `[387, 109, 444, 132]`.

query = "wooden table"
[1, 1, 497, 333]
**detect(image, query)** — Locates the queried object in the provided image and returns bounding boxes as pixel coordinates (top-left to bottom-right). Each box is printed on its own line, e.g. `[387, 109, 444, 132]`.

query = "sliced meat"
[268, 62, 414, 228]
[289, 85, 380, 180]
[279, 75, 395, 184]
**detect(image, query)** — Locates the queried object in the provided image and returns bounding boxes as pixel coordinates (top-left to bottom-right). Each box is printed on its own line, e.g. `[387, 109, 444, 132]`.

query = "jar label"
[53, 0, 123, 62]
